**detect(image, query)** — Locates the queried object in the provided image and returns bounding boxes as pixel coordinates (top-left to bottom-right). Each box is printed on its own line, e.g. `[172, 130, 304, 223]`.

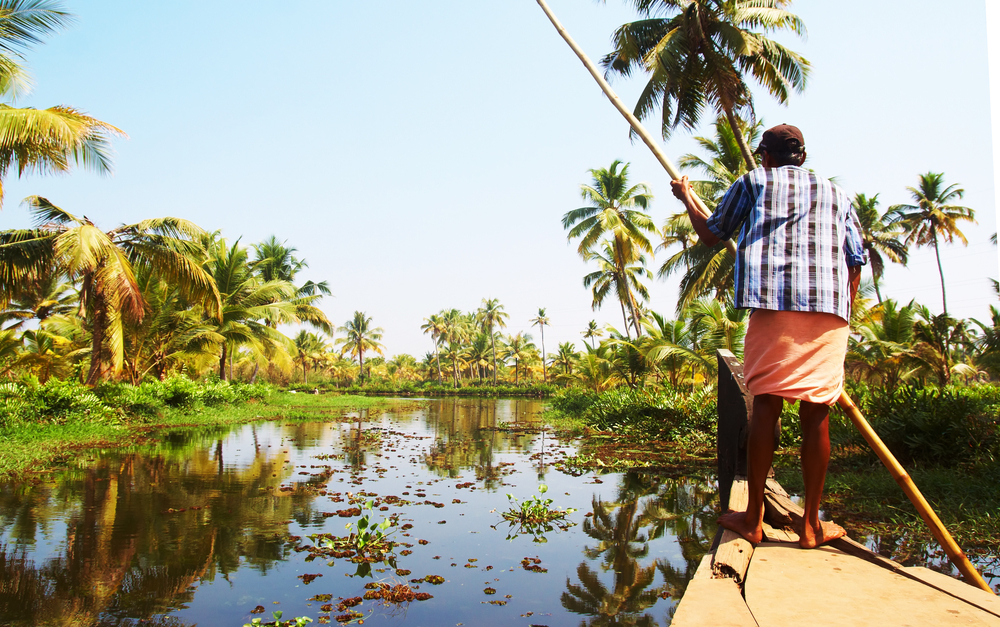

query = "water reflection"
[0, 398, 717, 627]
[562, 472, 717, 626]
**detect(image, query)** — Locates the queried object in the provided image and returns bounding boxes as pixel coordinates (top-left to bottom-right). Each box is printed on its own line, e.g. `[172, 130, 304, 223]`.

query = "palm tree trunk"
[872, 266, 883, 304]
[540, 325, 547, 383]
[250, 362, 260, 383]
[933, 234, 948, 315]
[85, 296, 108, 386]
[218, 344, 228, 381]
[435, 340, 442, 384]
[724, 108, 758, 171]
[619, 300, 632, 341]
[490, 324, 498, 386]
[359, 348, 365, 385]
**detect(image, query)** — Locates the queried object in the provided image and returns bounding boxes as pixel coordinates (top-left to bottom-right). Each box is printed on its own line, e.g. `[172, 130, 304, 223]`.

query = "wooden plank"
[902, 567, 1000, 619]
[713, 477, 754, 583]
[746, 544, 1000, 626]
[672, 554, 759, 627]
[761, 520, 798, 543]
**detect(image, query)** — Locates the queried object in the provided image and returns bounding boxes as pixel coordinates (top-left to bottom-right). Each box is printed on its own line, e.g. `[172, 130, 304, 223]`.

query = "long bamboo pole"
[535, 0, 736, 256]
[837, 391, 992, 592]
[536, 0, 993, 595]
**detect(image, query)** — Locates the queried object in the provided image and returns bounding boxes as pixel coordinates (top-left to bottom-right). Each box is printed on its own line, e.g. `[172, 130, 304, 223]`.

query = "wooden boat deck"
[675, 350, 1000, 625]
[673, 536, 1000, 626]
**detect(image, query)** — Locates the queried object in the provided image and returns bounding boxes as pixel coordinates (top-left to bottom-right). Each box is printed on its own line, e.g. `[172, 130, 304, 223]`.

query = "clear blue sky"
[2, 1, 996, 359]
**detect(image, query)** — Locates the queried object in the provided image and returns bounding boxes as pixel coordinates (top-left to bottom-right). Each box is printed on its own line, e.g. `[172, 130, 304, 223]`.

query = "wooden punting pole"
[837, 392, 993, 593]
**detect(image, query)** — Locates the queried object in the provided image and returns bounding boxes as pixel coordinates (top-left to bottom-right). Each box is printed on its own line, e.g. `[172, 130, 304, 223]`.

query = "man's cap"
[754, 124, 805, 155]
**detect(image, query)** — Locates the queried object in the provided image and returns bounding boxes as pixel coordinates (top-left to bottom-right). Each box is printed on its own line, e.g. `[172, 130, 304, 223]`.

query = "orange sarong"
[743, 309, 850, 406]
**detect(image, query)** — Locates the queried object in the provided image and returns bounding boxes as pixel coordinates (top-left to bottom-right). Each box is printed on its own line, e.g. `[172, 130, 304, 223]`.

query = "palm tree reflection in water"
[562, 472, 717, 626]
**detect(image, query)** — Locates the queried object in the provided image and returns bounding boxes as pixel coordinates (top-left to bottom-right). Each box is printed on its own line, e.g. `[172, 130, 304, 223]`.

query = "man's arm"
[848, 264, 862, 307]
[670, 176, 721, 248]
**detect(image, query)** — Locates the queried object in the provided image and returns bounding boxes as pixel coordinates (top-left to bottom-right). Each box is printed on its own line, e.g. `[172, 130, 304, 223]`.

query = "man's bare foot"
[718, 511, 763, 544]
[799, 519, 846, 549]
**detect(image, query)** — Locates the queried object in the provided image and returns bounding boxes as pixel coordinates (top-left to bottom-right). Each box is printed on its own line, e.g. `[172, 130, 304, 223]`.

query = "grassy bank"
[0, 383, 400, 481]
[776, 453, 1000, 559]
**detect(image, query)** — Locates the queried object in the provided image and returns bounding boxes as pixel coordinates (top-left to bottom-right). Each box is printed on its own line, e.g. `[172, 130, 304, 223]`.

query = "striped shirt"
[706, 166, 867, 322]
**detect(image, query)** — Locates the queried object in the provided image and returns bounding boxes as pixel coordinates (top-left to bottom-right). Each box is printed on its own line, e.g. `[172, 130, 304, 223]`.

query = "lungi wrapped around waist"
[743, 309, 850, 406]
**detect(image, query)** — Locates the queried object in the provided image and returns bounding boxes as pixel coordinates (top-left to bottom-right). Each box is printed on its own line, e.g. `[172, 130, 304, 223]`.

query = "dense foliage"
[0, 376, 273, 427]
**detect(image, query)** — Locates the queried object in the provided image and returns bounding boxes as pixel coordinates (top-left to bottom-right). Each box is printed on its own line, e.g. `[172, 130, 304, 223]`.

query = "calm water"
[0, 398, 718, 627]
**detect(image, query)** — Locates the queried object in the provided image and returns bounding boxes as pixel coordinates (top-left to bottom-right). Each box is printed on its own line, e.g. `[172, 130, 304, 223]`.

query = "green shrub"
[32, 378, 115, 424]
[833, 384, 1000, 466]
[200, 379, 237, 406]
[161, 376, 202, 409]
[568, 385, 719, 443]
[94, 381, 166, 418]
[549, 388, 598, 415]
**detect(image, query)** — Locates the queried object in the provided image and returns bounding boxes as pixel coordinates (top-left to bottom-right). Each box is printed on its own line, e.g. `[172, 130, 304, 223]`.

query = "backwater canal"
[0, 397, 719, 627]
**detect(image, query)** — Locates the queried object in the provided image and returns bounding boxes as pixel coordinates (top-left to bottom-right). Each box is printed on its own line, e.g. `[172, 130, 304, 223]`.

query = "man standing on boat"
[670, 124, 866, 549]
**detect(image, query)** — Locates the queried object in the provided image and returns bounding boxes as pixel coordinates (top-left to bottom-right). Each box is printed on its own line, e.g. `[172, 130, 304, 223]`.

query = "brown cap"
[754, 124, 805, 155]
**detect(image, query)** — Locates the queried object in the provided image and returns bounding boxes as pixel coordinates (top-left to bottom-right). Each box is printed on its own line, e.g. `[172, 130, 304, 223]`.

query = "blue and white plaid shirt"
[706, 165, 867, 322]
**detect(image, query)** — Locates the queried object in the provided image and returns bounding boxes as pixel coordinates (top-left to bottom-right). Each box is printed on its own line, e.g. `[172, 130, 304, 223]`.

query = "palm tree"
[639, 311, 706, 388]
[335, 311, 384, 384]
[420, 313, 447, 384]
[852, 193, 908, 303]
[12, 197, 220, 384]
[583, 240, 652, 340]
[602, 0, 809, 169]
[292, 330, 328, 385]
[529, 307, 550, 382]
[659, 116, 757, 310]
[846, 299, 917, 389]
[0, 1, 125, 209]
[476, 298, 508, 386]
[0, 266, 76, 330]
[888, 172, 976, 315]
[582, 319, 603, 349]
[501, 332, 535, 386]
[552, 342, 578, 377]
[202, 238, 300, 381]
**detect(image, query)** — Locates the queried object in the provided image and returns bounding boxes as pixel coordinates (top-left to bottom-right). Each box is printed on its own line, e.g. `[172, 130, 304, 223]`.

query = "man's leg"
[798, 400, 846, 548]
[718, 393, 783, 544]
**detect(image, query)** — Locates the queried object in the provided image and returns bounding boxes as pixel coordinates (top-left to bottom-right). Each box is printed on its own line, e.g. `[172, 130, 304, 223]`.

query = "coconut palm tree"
[583, 240, 652, 340]
[335, 311, 384, 384]
[476, 298, 508, 385]
[852, 193, 908, 303]
[582, 320, 603, 349]
[0, 1, 126, 209]
[888, 172, 976, 315]
[552, 342, 578, 377]
[292, 330, 328, 385]
[602, 0, 809, 169]
[529, 307, 550, 382]
[659, 116, 758, 310]
[0, 266, 75, 330]
[11, 197, 220, 384]
[420, 313, 447, 383]
[846, 299, 917, 389]
[202, 239, 300, 381]
[501, 332, 535, 386]
[639, 311, 706, 388]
